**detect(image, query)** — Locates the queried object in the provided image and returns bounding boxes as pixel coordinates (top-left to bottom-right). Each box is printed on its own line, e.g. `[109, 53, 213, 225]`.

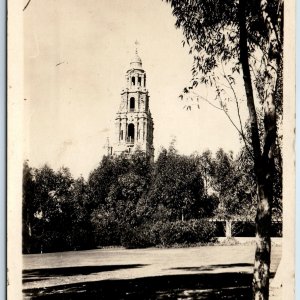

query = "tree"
[196, 150, 215, 197]
[89, 151, 154, 246]
[22, 161, 36, 253]
[211, 149, 236, 214]
[148, 146, 207, 221]
[22, 163, 89, 253]
[67, 176, 95, 250]
[164, 0, 283, 298]
[210, 149, 255, 219]
[34, 165, 76, 252]
[87, 155, 130, 210]
[197, 149, 257, 237]
[234, 148, 258, 219]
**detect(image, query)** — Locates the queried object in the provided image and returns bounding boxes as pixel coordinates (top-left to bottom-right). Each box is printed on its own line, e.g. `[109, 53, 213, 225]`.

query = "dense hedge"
[95, 220, 217, 249]
[158, 220, 217, 246]
[121, 225, 158, 249]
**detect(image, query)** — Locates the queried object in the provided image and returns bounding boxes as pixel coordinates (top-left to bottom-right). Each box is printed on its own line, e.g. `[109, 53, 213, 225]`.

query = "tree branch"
[217, 92, 255, 161]
[23, 0, 32, 11]
[220, 63, 251, 149]
[260, 0, 282, 57]
[188, 90, 223, 111]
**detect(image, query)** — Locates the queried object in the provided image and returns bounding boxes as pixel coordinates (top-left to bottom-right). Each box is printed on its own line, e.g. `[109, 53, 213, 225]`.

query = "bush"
[116, 220, 216, 248]
[93, 219, 121, 246]
[121, 225, 157, 248]
[67, 228, 96, 250]
[158, 219, 216, 246]
[92, 211, 217, 248]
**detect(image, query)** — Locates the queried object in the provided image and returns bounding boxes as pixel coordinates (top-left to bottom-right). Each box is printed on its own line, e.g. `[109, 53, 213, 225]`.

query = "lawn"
[23, 243, 281, 299]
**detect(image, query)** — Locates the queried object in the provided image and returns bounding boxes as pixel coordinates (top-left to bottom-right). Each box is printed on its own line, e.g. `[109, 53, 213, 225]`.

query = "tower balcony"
[126, 137, 135, 144]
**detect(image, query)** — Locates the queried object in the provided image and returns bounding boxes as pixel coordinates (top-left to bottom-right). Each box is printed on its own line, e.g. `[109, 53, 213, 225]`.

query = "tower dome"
[130, 49, 142, 69]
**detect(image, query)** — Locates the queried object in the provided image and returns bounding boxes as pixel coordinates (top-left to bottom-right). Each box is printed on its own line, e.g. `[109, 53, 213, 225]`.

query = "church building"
[111, 49, 154, 161]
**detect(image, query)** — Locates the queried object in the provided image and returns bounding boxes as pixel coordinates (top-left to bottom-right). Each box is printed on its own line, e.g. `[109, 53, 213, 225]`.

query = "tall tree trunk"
[256, 1, 281, 299]
[253, 165, 273, 300]
[238, 1, 279, 299]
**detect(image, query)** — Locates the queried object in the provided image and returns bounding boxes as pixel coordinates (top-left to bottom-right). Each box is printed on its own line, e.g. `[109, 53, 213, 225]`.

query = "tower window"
[138, 76, 141, 86]
[130, 97, 135, 111]
[145, 99, 148, 110]
[131, 77, 135, 86]
[120, 130, 123, 140]
[127, 123, 135, 142]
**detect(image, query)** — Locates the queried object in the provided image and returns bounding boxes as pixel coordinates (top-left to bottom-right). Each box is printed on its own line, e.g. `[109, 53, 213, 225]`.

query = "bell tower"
[112, 47, 154, 160]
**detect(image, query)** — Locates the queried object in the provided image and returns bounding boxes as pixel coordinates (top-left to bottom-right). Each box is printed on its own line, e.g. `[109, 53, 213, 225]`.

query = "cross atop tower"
[134, 40, 140, 56]
[134, 40, 141, 56]
[129, 42, 142, 69]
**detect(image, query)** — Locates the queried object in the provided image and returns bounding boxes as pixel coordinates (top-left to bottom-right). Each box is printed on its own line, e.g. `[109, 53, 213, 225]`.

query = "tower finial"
[134, 40, 139, 54]
[130, 40, 142, 68]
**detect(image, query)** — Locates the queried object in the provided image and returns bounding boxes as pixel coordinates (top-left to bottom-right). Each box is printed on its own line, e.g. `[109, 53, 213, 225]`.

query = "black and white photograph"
[7, 0, 295, 299]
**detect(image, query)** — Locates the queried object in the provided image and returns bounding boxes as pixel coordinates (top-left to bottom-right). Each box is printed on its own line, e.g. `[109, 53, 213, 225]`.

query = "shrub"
[121, 225, 157, 249]
[93, 219, 121, 246]
[92, 211, 217, 248]
[158, 219, 216, 246]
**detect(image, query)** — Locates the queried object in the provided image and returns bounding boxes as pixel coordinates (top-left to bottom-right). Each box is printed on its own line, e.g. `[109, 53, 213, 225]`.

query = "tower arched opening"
[130, 97, 135, 112]
[127, 123, 135, 143]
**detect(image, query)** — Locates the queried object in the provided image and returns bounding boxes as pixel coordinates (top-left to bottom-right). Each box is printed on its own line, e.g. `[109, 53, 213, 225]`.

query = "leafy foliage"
[158, 220, 217, 246]
[22, 164, 94, 253]
[148, 147, 207, 221]
[166, 0, 281, 84]
[23, 144, 280, 252]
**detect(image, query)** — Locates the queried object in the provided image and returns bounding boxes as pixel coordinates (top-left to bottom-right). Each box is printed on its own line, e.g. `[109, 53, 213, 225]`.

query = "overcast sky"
[23, 0, 247, 178]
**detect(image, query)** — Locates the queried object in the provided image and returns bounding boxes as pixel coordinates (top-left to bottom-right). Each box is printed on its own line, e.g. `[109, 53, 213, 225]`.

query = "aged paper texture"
[8, 0, 295, 299]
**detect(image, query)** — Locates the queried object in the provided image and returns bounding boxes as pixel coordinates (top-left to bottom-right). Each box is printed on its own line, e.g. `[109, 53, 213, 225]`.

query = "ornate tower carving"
[112, 49, 154, 160]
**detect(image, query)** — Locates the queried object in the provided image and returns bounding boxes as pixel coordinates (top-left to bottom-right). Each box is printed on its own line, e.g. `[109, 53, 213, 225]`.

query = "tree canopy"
[164, 0, 283, 298]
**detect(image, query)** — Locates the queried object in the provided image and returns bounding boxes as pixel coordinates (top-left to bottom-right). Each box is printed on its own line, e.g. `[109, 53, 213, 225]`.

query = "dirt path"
[23, 244, 282, 299]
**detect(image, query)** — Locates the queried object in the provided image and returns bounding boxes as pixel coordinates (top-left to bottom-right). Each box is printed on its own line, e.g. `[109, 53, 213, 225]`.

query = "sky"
[23, 0, 248, 178]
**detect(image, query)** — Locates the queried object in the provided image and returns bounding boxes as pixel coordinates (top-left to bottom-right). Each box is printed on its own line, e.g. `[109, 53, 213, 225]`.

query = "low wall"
[217, 237, 282, 246]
